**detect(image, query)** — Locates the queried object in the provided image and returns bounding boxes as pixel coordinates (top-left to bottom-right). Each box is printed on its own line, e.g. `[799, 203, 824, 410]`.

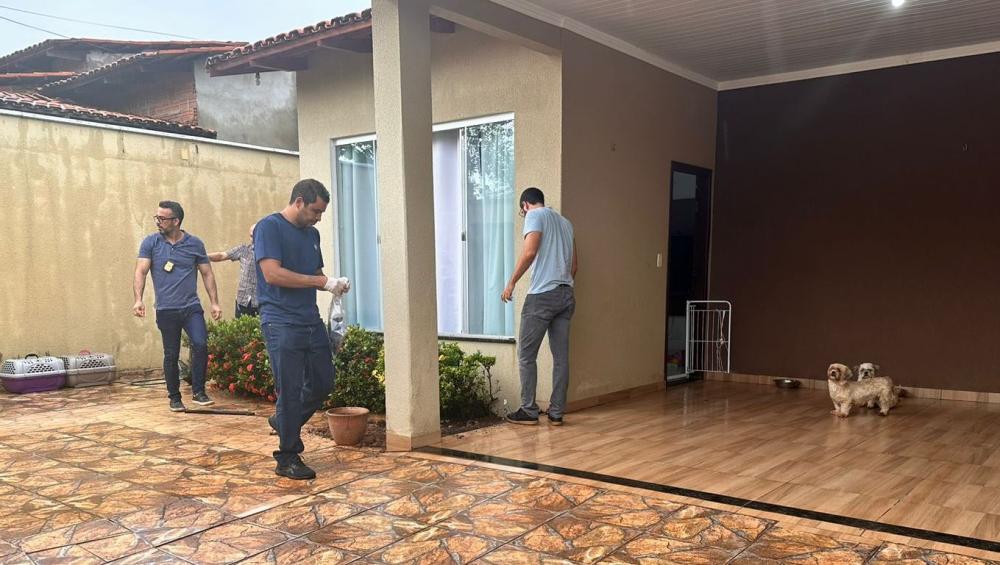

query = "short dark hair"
[289, 179, 330, 205]
[519, 187, 545, 206]
[158, 200, 184, 226]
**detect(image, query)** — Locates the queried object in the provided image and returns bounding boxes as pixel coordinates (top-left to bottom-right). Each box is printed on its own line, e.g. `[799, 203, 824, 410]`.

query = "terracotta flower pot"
[326, 407, 369, 446]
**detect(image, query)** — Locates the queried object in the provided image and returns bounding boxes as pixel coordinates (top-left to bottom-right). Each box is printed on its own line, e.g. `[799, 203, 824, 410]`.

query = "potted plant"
[327, 326, 385, 445]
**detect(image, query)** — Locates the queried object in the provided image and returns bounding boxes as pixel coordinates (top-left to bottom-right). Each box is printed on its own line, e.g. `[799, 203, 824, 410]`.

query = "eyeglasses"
[153, 215, 178, 224]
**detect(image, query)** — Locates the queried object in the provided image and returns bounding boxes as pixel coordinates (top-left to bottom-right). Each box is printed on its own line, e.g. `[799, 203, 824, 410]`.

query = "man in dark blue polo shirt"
[134, 200, 222, 412]
[256, 179, 349, 480]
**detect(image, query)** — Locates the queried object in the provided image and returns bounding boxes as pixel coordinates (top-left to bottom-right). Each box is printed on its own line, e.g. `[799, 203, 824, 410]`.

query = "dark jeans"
[155, 305, 207, 402]
[518, 285, 575, 419]
[263, 321, 335, 465]
[235, 302, 259, 318]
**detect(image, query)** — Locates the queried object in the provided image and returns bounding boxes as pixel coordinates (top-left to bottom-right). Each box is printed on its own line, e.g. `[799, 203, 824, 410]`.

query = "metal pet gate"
[685, 300, 731, 376]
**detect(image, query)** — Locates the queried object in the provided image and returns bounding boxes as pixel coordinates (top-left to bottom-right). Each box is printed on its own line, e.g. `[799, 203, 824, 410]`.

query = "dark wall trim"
[420, 446, 1000, 553]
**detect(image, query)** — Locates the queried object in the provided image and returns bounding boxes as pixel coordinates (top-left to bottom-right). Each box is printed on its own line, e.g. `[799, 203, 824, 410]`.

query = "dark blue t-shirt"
[138, 232, 208, 311]
[254, 212, 324, 325]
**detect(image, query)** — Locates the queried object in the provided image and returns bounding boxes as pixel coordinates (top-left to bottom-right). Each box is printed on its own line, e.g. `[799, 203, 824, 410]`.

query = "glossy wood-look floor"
[442, 380, 1000, 544]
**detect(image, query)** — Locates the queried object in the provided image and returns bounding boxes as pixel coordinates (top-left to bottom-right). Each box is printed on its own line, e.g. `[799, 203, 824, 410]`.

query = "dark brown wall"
[712, 52, 1000, 392]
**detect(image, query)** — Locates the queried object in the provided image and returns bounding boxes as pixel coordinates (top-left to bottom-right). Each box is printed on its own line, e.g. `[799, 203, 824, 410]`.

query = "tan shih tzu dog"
[828, 363, 899, 417]
[854, 361, 907, 401]
[855, 362, 879, 380]
[854, 362, 881, 408]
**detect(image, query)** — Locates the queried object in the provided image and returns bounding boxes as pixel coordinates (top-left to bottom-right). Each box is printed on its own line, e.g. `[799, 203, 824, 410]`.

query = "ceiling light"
[891, 0, 905, 7]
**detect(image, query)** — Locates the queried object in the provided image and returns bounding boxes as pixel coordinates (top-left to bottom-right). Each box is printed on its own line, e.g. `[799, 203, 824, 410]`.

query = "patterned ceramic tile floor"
[0, 379, 998, 564]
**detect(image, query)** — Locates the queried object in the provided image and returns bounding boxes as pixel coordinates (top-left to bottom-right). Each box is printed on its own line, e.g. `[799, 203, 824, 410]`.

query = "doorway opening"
[665, 162, 713, 383]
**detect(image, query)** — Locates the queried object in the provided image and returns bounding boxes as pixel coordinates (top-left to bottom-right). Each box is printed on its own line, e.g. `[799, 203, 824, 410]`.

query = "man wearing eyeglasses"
[133, 200, 222, 412]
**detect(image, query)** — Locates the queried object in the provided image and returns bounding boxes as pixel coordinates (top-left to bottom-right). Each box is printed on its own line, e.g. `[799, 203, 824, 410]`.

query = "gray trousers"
[518, 285, 575, 418]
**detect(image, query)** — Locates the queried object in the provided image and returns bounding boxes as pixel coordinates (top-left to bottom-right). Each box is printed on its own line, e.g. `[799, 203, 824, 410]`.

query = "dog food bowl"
[774, 378, 801, 389]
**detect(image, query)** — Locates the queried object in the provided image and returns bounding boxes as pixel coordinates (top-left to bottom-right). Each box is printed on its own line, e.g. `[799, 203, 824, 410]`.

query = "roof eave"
[207, 18, 374, 77]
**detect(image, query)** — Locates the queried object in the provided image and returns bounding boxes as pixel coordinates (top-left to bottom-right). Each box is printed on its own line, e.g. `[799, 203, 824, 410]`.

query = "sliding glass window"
[332, 116, 515, 337]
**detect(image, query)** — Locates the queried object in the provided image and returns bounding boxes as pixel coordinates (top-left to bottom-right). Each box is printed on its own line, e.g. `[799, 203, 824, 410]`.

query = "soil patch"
[190, 384, 505, 451]
[305, 413, 504, 450]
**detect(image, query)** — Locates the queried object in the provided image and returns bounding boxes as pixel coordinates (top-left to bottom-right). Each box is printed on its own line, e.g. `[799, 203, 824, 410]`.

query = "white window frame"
[332, 112, 515, 339]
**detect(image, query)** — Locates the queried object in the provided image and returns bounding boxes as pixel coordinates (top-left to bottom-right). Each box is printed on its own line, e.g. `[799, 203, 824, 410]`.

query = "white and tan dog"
[855, 361, 907, 401]
[828, 363, 899, 417]
[854, 362, 881, 408]
[855, 362, 880, 381]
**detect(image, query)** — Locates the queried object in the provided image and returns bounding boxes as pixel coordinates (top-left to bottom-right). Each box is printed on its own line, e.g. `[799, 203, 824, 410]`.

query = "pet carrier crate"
[0, 354, 66, 393]
[61, 351, 116, 388]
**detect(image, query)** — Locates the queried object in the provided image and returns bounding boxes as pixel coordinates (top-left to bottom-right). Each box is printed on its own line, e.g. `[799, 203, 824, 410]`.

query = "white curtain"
[465, 121, 515, 336]
[336, 142, 383, 331]
[432, 130, 464, 335]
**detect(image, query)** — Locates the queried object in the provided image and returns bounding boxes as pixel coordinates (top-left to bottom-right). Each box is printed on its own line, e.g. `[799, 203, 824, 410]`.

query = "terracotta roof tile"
[0, 39, 245, 71]
[39, 45, 245, 94]
[206, 10, 372, 70]
[0, 72, 77, 85]
[0, 89, 215, 138]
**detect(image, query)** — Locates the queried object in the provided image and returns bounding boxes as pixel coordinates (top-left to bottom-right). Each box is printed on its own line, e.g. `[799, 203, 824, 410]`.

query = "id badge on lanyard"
[163, 241, 176, 272]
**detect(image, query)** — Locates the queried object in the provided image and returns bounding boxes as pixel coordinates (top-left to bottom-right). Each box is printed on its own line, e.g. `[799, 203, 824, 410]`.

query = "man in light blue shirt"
[501, 187, 578, 426]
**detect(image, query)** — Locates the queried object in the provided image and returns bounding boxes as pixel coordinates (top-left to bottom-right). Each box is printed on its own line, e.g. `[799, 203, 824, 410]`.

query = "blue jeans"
[263, 321, 335, 465]
[155, 305, 207, 402]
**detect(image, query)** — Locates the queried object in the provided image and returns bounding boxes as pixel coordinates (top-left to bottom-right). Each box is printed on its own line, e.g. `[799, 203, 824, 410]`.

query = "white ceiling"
[492, 0, 1000, 89]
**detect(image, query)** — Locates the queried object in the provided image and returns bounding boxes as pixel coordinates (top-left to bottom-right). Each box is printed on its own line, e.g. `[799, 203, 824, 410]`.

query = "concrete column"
[371, 0, 441, 451]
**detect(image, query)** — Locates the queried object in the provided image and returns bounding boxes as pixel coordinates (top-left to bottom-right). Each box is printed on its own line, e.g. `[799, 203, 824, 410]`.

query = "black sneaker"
[169, 399, 185, 412]
[267, 415, 278, 436]
[275, 456, 316, 480]
[547, 414, 564, 426]
[505, 408, 538, 425]
[192, 392, 214, 406]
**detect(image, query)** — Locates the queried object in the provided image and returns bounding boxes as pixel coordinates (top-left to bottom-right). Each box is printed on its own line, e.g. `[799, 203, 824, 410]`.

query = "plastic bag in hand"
[328, 297, 347, 354]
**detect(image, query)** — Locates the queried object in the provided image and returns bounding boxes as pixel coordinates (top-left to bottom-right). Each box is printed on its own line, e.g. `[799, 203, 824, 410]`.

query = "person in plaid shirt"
[209, 224, 259, 318]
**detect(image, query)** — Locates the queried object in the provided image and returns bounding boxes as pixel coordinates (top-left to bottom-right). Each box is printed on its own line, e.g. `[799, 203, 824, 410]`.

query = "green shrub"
[438, 343, 497, 420]
[193, 320, 499, 419]
[329, 330, 499, 420]
[189, 315, 274, 401]
[330, 325, 386, 413]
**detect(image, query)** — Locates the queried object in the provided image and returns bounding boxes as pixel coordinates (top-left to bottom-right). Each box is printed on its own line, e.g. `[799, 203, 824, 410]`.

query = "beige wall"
[296, 25, 562, 411]
[295, 23, 718, 412]
[0, 112, 298, 369]
[560, 32, 718, 401]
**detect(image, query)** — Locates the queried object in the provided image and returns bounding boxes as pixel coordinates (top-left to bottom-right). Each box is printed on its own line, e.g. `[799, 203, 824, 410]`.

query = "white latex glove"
[323, 276, 351, 296]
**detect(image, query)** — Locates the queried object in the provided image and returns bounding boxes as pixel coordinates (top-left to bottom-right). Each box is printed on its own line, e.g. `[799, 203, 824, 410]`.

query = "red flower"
[223, 362, 232, 370]
[267, 394, 276, 402]
[247, 364, 254, 372]
[229, 383, 236, 393]
[242, 353, 251, 362]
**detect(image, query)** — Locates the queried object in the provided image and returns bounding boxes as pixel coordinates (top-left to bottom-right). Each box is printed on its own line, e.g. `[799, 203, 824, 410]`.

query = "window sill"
[364, 331, 515, 345]
[438, 333, 516, 345]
